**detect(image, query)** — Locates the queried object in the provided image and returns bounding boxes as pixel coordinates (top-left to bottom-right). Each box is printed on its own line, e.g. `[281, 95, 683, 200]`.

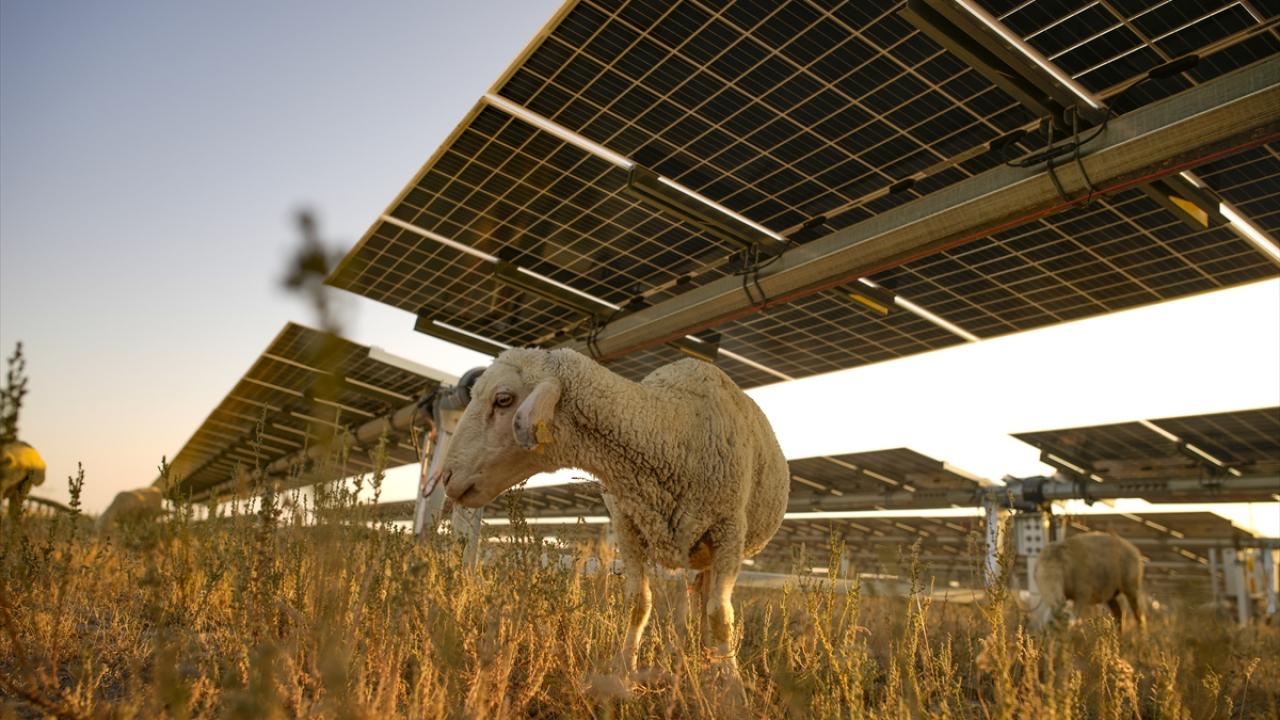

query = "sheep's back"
[1045, 533, 1142, 605]
[641, 359, 790, 557]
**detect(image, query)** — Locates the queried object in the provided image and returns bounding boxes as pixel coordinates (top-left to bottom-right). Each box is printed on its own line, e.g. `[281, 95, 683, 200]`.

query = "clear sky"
[1, 1, 1276, 536]
[0, 0, 556, 511]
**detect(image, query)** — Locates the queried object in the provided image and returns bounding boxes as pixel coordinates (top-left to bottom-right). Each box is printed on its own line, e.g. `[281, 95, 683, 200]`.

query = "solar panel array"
[328, 0, 1279, 388]
[1013, 406, 1280, 502]
[167, 323, 439, 498]
[756, 510, 1248, 584]
[497, 447, 988, 518]
[497, 507, 1246, 588]
[787, 447, 988, 505]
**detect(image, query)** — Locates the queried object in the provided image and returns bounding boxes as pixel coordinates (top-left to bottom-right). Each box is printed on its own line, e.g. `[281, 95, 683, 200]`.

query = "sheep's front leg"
[619, 562, 651, 675]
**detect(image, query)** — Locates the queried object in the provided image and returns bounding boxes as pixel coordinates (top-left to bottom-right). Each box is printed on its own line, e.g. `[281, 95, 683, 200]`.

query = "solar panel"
[758, 510, 1248, 582]
[788, 448, 989, 506]
[491, 447, 990, 520]
[507, 480, 610, 518]
[873, 186, 1279, 338]
[497, 1, 1033, 230]
[167, 324, 440, 498]
[978, 0, 1280, 109]
[1013, 407, 1280, 502]
[328, 0, 1279, 389]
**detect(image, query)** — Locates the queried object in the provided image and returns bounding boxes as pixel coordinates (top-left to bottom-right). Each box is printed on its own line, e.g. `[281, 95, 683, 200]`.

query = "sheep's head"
[437, 351, 562, 509]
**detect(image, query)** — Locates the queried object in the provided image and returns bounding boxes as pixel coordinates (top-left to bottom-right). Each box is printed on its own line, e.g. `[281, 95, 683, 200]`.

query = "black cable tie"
[585, 317, 604, 361]
[1044, 119, 1072, 204]
[1071, 108, 1097, 207]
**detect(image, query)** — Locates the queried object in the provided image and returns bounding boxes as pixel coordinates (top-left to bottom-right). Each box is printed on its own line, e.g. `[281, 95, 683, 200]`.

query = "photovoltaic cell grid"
[332, 0, 1278, 389]
[497, 0, 1036, 232]
[330, 104, 742, 342]
[1149, 407, 1280, 466]
[606, 342, 783, 386]
[873, 185, 1280, 339]
[168, 324, 438, 498]
[509, 481, 610, 517]
[1064, 511, 1254, 569]
[759, 511, 1245, 578]
[494, 0, 1278, 364]
[979, 0, 1280, 110]
[339, 214, 582, 348]
[1197, 142, 1280, 238]
[1013, 407, 1280, 501]
[718, 291, 967, 378]
[788, 448, 987, 502]
[503, 447, 988, 519]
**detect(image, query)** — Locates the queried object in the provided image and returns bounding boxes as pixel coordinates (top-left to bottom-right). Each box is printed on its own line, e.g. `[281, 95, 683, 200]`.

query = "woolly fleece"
[1033, 531, 1146, 630]
[444, 347, 790, 570]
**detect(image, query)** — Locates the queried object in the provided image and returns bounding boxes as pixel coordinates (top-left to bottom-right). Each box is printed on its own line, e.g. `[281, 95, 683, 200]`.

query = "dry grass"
[2, 477, 1278, 720]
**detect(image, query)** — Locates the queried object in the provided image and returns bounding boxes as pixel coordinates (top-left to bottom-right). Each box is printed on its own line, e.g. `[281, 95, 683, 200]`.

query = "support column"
[1262, 548, 1278, 617]
[413, 370, 484, 556]
[983, 495, 1003, 589]
[1225, 549, 1252, 626]
[414, 429, 446, 536]
[1209, 548, 1223, 615]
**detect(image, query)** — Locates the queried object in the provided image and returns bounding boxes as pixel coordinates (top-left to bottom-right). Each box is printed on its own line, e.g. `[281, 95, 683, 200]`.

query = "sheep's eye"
[494, 391, 515, 409]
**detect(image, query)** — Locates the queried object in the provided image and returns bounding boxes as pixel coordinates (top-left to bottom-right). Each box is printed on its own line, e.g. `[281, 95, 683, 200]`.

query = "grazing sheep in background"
[97, 486, 165, 531]
[1030, 531, 1146, 632]
[434, 348, 790, 674]
[1, 440, 46, 520]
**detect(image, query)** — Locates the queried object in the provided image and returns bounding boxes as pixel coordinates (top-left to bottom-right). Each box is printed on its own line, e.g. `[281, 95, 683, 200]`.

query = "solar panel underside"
[504, 447, 987, 519]
[788, 448, 985, 499]
[169, 324, 437, 497]
[1013, 407, 1280, 501]
[760, 511, 1236, 578]
[330, 0, 1279, 388]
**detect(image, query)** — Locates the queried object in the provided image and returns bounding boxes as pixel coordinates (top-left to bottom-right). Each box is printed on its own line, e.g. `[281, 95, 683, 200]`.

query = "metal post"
[1227, 550, 1252, 626]
[413, 370, 482, 543]
[1209, 548, 1222, 615]
[983, 495, 1003, 588]
[1263, 548, 1278, 617]
[413, 423, 454, 537]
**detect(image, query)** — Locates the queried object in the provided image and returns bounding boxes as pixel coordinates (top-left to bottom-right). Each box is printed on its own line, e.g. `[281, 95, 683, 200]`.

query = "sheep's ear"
[513, 378, 561, 449]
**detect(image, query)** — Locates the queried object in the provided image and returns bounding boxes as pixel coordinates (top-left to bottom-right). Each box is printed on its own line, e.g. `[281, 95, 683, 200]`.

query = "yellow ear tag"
[533, 421, 554, 451]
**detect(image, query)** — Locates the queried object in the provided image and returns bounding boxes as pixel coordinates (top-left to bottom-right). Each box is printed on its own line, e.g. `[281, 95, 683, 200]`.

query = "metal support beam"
[785, 474, 1278, 513]
[563, 58, 1280, 361]
[1029, 474, 1280, 504]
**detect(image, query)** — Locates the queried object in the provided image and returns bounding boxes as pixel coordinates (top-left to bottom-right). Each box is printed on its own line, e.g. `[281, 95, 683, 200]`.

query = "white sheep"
[434, 347, 790, 674]
[96, 486, 165, 531]
[1, 440, 46, 520]
[1029, 531, 1146, 632]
